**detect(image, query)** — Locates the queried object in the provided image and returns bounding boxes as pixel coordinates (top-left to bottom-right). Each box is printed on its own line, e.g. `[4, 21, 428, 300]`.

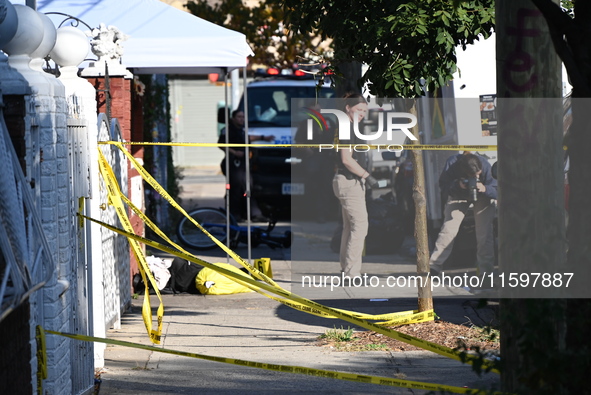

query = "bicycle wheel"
[177, 208, 235, 250]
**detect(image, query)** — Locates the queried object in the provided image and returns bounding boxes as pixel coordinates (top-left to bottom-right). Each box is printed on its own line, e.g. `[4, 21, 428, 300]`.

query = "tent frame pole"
[223, 67, 252, 264]
[223, 68, 231, 263]
[243, 67, 252, 264]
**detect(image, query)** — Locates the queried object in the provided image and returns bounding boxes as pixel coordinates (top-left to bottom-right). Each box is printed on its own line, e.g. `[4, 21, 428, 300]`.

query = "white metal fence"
[68, 117, 94, 394]
[97, 114, 131, 331]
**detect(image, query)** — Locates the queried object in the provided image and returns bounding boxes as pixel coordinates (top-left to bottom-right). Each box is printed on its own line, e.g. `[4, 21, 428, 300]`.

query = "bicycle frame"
[201, 221, 289, 249]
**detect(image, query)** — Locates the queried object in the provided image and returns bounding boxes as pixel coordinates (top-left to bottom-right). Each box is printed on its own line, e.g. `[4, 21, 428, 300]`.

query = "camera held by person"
[461, 177, 479, 203]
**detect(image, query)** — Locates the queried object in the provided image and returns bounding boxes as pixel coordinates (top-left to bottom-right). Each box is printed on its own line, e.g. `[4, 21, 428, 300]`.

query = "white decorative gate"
[68, 116, 95, 394]
[97, 114, 130, 331]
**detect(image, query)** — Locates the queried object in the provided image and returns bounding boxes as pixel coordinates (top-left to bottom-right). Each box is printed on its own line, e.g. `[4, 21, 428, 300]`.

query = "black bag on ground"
[132, 257, 203, 295]
[168, 257, 202, 294]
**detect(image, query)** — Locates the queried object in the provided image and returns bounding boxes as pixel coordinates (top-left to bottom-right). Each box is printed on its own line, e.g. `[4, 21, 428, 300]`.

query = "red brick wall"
[88, 77, 133, 139]
[131, 82, 145, 160]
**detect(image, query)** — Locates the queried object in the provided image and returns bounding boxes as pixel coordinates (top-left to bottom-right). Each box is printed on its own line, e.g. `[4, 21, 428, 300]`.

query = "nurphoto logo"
[301, 106, 329, 133]
[319, 109, 417, 141]
[303, 106, 417, 153]
[292, 98, 418, 153]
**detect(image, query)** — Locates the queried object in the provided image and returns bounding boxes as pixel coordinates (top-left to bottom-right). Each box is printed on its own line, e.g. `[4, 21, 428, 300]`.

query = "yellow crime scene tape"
[86, 140, 500, 395]
[35, 326, 47, 394]
[40, 326, 502, 394]
[105, 141, 432, 323]
[98, 150, 164, 344]
[100, 141, 498, 151]
[96, 141, 433, 349]
[94, 142, 499, 371]
[82, 211, 499, 375]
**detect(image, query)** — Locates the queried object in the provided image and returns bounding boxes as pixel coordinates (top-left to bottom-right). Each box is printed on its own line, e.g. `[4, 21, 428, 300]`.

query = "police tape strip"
[105, 143, 279, 288]
[102, 168, 432, 325]
[35, 326, 47, 394]
[81, 213, 499, 374]
[96, 144, 496, 370]
[276, 297, 433, 324]
[42, 327, 502, 394]
[104, 143, 430, 323]
[96, 146, 433, 340]
[97, 150, 164, 344]
[98, 145, 424, 325]
[377, 310, 436, 326]
[99, 141, 498, 151]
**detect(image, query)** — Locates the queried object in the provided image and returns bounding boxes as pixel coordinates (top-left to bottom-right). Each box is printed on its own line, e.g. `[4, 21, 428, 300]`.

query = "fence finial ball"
[30, 12, 57, 60]
[0, 0, 18, 49]
[50, 26, 90, 68]
[2, 4, 44, 56]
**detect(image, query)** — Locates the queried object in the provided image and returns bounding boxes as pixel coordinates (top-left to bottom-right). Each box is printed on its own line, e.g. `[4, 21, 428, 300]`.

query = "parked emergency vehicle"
[221, 70, 336, 218]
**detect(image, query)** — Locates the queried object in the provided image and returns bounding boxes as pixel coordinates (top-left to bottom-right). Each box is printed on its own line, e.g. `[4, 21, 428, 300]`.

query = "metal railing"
[0, 103, 56, 324]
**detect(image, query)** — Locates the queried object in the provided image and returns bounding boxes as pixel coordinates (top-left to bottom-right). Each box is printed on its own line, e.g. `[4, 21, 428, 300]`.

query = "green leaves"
[280, 0, 495, 98]
[186, 0, 496, 97]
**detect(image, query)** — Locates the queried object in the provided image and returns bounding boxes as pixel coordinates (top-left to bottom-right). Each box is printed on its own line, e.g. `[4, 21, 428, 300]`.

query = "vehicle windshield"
[244, 86, 335, 127]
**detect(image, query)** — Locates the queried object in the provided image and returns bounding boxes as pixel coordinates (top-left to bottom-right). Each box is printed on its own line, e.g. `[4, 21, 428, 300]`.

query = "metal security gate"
[97, 114, 130, 331]
[68, 117, 94, 394]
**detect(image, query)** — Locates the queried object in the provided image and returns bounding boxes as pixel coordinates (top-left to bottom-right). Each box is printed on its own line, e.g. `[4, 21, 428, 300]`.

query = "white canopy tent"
[36, 0, 253, 74]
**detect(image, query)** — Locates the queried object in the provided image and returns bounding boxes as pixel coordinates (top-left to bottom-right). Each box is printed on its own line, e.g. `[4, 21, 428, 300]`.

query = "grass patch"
[364, 343, 389, 351]
[318, 326, 355, 342]
[318, 327, 391, 351]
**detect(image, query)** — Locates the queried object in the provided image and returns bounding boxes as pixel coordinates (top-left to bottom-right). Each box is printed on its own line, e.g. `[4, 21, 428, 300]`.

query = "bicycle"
[176, 207, 292, 250]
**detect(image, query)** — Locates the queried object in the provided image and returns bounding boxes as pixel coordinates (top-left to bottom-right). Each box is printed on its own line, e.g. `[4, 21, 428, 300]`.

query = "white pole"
[223, 69, 231, 263]
[243, 66, 252, 264]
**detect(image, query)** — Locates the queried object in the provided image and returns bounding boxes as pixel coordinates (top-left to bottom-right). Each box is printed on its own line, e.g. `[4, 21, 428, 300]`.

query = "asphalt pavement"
[97, 166, 501, 394]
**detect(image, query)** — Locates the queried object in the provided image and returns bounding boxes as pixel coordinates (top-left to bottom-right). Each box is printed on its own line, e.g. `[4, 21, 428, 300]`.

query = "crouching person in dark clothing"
[429, 152, 497, 277]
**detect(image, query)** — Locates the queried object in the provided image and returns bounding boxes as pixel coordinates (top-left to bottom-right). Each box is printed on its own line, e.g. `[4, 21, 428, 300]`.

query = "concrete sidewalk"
[98, 167, 501, 394]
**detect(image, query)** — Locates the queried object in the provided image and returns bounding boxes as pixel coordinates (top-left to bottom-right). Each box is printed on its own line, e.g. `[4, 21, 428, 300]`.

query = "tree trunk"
[496, 0, 566, 392]
[334, 61, 363, 97]
[408, 104, 433, 312]
[563, 4, 591, 391]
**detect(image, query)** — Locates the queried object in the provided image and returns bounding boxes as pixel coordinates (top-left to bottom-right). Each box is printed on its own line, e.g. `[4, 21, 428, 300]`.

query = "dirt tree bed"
[316, 320, 500, 353]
